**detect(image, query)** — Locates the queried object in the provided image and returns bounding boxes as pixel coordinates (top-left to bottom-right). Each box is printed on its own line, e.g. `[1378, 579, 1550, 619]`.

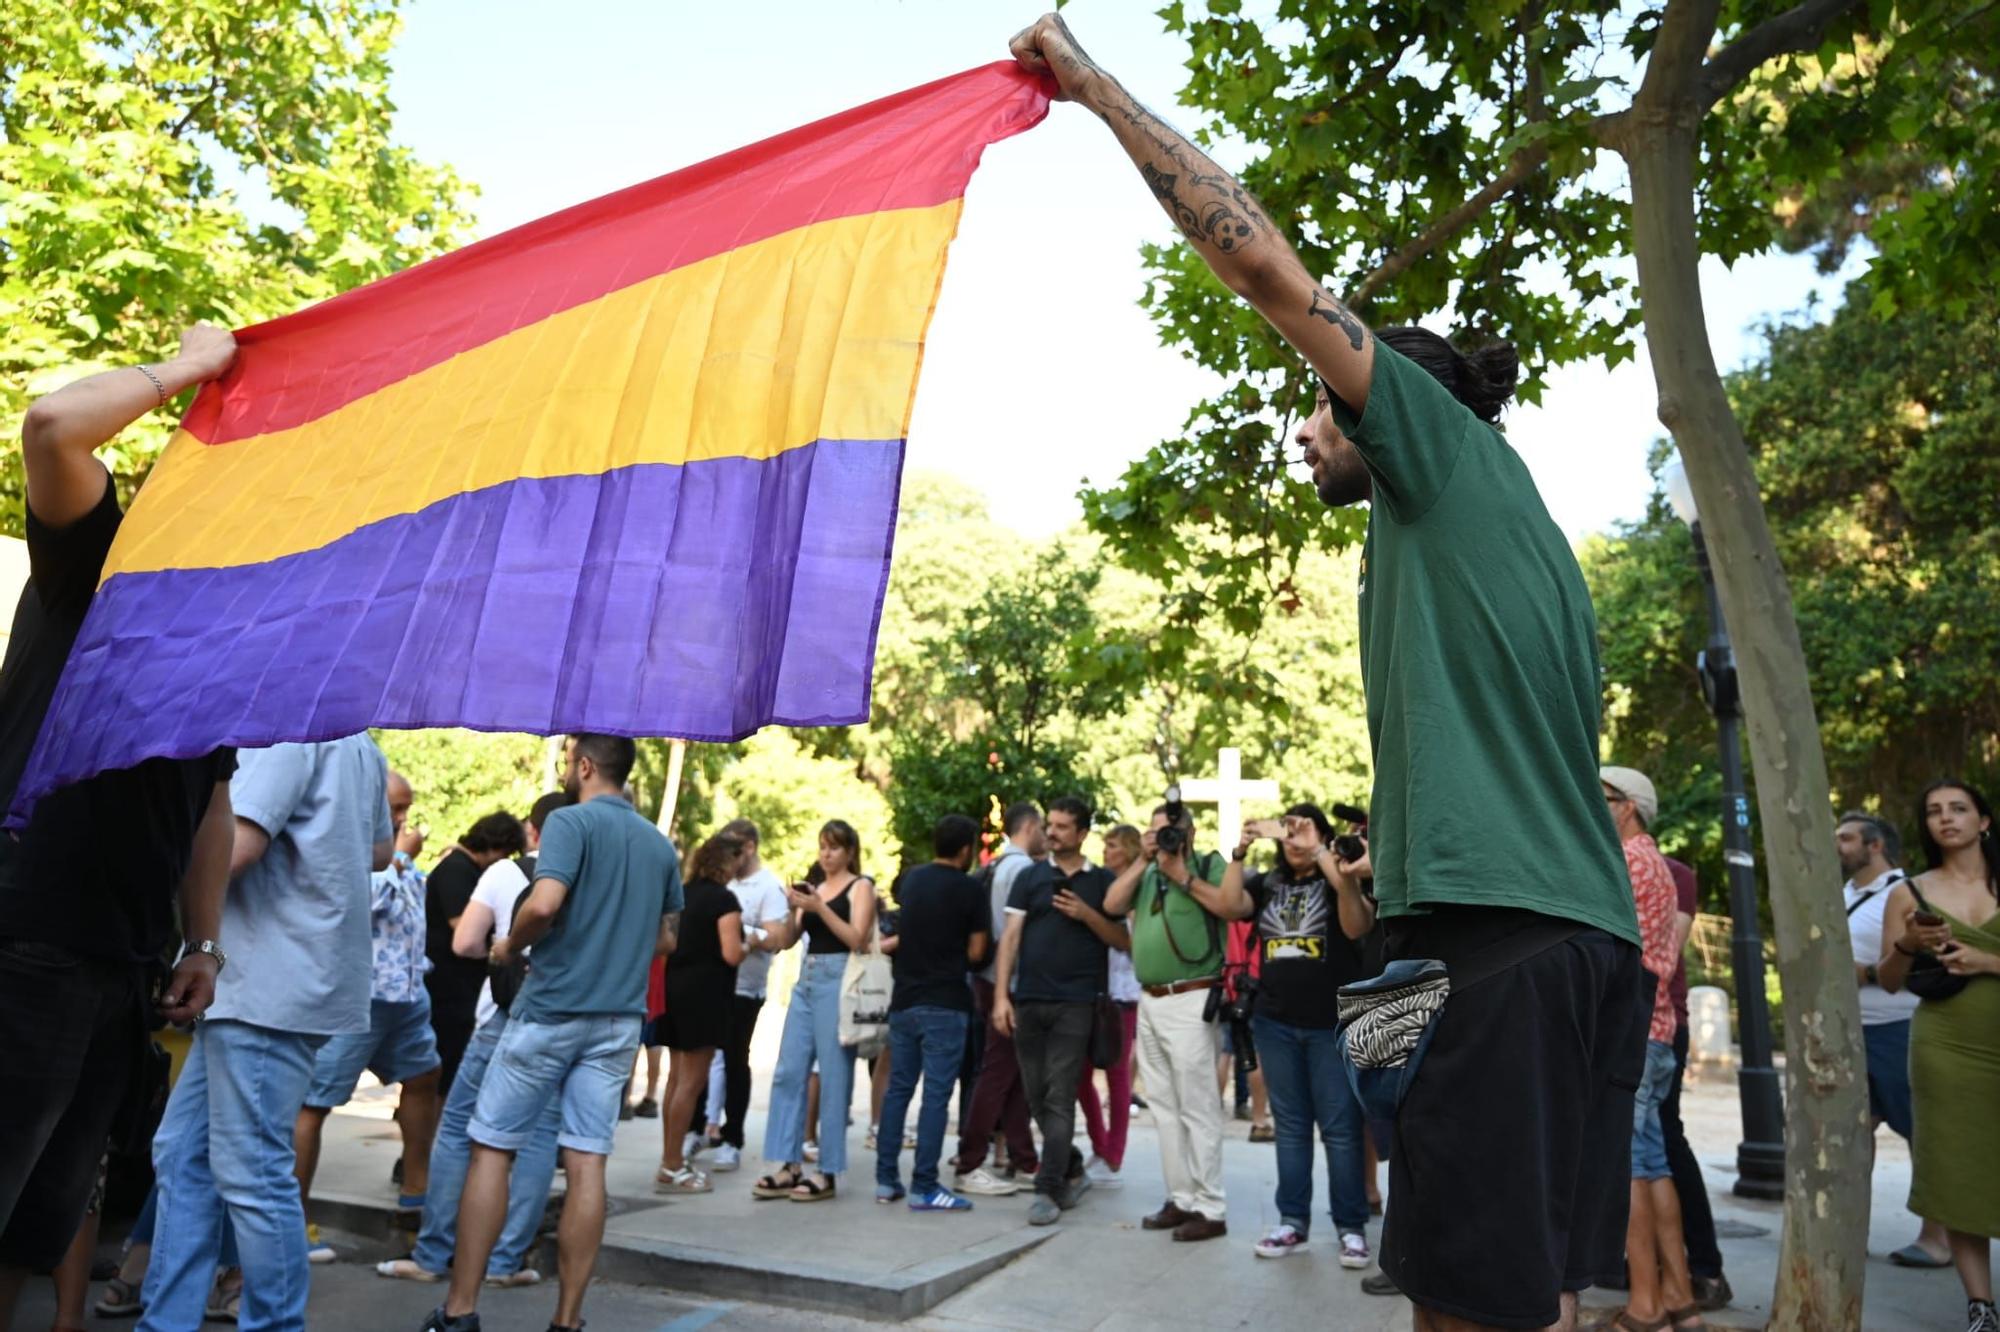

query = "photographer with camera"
[1102, 793, 1252, 1242]
[1225, 805, 1376, 1267]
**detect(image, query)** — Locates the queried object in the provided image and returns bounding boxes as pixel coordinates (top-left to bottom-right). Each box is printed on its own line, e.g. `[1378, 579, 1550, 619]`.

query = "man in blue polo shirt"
[421, 734, 681, 1332]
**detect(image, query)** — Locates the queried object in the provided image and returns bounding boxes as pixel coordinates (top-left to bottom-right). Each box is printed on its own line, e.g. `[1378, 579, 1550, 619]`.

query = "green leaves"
[0, 0, 475, 531]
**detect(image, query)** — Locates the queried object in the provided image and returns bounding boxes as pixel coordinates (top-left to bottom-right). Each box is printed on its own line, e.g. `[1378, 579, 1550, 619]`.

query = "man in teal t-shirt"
[1007, 14, 1647, 1327]
[426, 734, 681, 1332]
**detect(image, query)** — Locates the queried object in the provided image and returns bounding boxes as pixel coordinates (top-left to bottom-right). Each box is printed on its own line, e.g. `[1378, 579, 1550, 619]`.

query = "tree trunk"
[1624, 121, 1871, 1328]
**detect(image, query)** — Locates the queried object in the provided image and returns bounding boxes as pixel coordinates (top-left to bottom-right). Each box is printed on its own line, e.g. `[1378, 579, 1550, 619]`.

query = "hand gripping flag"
[12, 63, 1049, 819]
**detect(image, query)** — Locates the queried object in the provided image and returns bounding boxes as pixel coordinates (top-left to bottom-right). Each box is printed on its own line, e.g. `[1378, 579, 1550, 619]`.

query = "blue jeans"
[875, 1006, 969, 1196]
[763, 953, 857, 1174]
[140, 1019, 325, 1332]
[129, 1184, 238, 1266]
[415, 1015, 560, 1277]
[1630, 1038, 1676, 1180]
[1254, 1014, 1369, 1237]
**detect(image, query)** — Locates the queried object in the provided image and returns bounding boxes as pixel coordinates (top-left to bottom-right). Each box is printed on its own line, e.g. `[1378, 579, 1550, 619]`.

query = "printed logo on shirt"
[1258, 880, 1330, 963]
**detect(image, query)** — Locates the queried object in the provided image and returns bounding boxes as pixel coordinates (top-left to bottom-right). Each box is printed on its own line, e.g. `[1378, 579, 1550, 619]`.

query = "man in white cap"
[1600, 766, 1700, 1329]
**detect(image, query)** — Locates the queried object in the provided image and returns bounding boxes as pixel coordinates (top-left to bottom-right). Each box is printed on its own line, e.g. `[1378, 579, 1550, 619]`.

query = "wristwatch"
[180, 939, 227, 973]
[1864, 964, 1879, 986]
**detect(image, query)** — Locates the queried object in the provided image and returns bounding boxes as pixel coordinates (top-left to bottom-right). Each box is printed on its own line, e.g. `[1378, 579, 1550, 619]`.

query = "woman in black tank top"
[753, 820, 876, 1201]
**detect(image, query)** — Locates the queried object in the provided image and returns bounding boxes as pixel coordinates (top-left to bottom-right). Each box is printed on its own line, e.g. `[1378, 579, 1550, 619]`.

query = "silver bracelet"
[134, 363, 169, 407]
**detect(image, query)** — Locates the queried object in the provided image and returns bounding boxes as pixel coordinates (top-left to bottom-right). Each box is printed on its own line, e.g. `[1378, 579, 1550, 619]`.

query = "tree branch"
[1699, 0, 1868, 110]
[1348, 110, 1625, 305]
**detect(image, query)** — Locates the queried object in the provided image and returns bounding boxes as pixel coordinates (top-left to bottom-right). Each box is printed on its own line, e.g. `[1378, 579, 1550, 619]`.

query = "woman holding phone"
[1878, 780, 2000, 1332]
[755, 820, 876, 1202]
[1223, 803, 1377, 1267]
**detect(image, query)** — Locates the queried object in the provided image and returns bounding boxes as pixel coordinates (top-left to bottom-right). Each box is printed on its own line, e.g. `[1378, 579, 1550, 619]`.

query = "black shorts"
[0, 940, 145, 1270]
[1379, 907, 1648, 1330]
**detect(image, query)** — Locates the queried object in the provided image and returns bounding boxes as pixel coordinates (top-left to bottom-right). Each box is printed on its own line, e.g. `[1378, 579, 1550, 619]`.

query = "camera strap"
[1152, 852, 1225, 968]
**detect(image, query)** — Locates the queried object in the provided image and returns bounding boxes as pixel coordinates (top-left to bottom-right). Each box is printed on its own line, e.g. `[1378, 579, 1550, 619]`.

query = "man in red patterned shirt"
[1601, 767, 1702, 1331]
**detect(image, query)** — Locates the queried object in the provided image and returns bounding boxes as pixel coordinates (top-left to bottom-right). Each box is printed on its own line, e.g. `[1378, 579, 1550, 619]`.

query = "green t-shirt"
[1328, 341, 1638, 947]
[1130, 850, 1234, 987]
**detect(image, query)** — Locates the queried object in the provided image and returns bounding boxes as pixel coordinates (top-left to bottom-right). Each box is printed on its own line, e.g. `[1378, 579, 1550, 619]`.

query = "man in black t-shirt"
[873, 814, 991, 1212]
[0, 326, 240, 1304]
[423, 811, 527, 1095]
[992, 795, 1125, 1226]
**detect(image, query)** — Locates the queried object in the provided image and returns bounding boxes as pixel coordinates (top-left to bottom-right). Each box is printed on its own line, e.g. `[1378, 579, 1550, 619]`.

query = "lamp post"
[1661, 456, 1786, 1200]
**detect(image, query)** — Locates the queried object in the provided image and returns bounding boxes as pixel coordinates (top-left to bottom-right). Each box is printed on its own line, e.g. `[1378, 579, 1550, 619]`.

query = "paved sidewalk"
[309, 1006, 1971, 1330]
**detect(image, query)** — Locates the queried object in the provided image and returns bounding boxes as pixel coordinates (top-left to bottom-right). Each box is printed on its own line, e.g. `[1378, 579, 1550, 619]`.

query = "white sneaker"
[1084, 1155, 1122, 1188]
[305, 1223, 335, 1264]
[709, 1143, 742, 1172]
[1339, 1230, 1371, 1269]
[682, 1130, 705, 1160]
[1254, 1224, 1308, 1259]
[954, 1166, 1022, 1196]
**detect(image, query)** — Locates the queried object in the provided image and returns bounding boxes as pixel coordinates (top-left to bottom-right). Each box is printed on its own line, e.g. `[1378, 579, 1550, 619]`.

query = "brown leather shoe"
[1172, 1215, 1228, 1242]
[1142, 1201, 1191, 1231]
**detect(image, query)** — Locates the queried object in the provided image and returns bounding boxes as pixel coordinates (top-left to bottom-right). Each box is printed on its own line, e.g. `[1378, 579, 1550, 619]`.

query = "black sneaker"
[1361, 1271, 1400, 1297]
[1968, 1299, 1999, 1332]
[420, 1307, 481, 1331]
[1692, 1273, 1733, 1311]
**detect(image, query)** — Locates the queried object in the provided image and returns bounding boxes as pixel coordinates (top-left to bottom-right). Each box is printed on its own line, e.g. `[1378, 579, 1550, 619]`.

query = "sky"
[384, 0, 1862, 543]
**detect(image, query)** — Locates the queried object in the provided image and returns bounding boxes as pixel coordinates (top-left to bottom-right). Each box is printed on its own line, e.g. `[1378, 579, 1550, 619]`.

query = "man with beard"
[419, 735, 681, 1332]
[1009, 17, 1644, 1331]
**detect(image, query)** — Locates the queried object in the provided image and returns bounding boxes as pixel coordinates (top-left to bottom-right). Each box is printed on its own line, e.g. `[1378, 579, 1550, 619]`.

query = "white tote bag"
[838, 926, 893, 1058]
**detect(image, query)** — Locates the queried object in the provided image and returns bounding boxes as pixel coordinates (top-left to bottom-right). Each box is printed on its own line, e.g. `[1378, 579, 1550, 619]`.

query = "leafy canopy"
[1089, 0, 1999, 628]
[0, 0, 474, 529]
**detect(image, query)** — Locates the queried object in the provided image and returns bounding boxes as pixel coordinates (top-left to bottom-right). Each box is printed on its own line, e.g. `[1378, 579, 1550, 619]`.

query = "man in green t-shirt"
[1011, 15, 1647, 1330]
[1102, 802, 1248, 1242]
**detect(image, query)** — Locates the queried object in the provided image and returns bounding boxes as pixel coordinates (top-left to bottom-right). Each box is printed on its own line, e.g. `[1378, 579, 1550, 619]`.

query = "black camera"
[1205, 969, 1259, 1075]
[1156, 783, 1189, 857]
[1331, 800, 1367, 865]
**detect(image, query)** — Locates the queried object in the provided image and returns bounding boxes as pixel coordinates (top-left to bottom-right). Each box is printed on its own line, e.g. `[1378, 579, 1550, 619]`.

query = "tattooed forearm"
[1309, 287, 1368, 352]
[1069, 58, 1273, 256]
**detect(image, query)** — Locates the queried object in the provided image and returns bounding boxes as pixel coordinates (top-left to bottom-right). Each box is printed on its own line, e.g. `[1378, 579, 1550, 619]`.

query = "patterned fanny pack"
[1335, 960, 1449, 1121]
[1335, 920, 1583, 1123]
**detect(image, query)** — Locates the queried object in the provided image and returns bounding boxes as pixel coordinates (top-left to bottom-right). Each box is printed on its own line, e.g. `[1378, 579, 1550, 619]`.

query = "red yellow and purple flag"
[14, 63, 1050, 817]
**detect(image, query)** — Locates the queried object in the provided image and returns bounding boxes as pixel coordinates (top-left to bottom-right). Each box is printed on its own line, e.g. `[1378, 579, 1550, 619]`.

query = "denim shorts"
[1629, 1038, 1677, 1180]
[470, 1012, 641, 1156]
[305, 996, 441, 1108]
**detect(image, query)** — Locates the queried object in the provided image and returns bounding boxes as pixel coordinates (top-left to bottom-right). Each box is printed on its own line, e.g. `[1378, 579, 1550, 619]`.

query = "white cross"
[1175, 748, 1279, 855]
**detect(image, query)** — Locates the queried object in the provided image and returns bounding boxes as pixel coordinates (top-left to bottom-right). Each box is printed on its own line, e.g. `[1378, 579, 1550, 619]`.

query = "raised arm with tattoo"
[1009, 14, 1375, 410]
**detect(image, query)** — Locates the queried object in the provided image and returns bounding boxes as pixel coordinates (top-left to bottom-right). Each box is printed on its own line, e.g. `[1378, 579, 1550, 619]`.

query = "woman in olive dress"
[1879, 780, 2000, 1332]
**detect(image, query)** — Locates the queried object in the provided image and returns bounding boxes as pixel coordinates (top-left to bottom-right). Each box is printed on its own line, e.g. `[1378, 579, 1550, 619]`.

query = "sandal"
[204, 1267, 242, 1322]
[655, 1164, 712, 1194]
[95, 1275, 144, 1317]
[752, 1165, 802, 1200]
[1667, 1306, 1708, 1330]
[1584, 1311, 1668, 1332]
[484, 1267, 544, 1287]
[790, 1172, 836, 1201]
[1248, 1123, 1276, 1143]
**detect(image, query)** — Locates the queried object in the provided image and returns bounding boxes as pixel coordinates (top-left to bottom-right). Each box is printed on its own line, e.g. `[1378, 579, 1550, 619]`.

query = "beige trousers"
[1135, 988, 1226, 1220]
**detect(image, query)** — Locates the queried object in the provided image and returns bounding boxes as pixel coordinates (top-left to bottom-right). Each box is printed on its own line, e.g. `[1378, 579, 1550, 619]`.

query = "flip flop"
[1888, 1243, 1952, 1268]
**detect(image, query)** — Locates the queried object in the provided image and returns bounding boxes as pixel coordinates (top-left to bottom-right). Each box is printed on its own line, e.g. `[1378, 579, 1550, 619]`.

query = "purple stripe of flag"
[16, 439, 904, 810]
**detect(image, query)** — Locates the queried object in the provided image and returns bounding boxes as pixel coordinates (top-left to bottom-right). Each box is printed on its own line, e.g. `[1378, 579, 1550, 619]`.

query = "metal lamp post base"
[1734, 1140, 1787, 1200]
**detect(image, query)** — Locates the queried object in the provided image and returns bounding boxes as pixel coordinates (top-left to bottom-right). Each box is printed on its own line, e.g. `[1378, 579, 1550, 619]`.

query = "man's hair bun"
[1375, 326, 1519, 424]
